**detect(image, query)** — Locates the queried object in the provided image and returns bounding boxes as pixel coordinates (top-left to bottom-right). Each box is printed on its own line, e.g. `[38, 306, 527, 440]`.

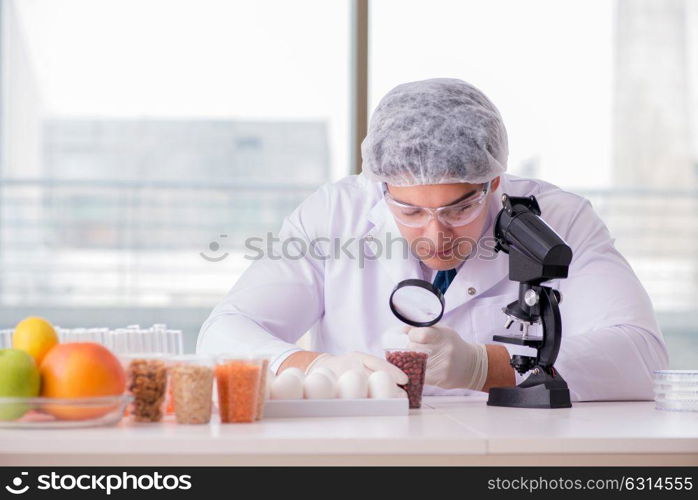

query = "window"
[0, 0, 350, 349]
[2, 0, 696, 368]
[371, 0, 698, 368]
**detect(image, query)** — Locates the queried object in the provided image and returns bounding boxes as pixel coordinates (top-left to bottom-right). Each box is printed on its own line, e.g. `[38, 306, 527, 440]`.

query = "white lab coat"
[197, 173, 669, 401]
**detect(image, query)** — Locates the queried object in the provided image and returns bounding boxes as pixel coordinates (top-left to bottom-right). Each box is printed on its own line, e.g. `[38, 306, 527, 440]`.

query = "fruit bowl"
[0, 394, 131, 428]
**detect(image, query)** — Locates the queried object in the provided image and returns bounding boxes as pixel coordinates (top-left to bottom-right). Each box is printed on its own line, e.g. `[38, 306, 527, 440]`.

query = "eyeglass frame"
[382, 181, 491, 228]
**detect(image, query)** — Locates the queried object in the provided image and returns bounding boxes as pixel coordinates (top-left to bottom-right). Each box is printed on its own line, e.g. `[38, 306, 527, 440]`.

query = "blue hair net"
[361, 78, 508, 186]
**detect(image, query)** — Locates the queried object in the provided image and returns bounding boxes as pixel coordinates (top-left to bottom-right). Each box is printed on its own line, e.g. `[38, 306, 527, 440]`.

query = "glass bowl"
[0, 394, 131, 428]
[655, 398, 698, 412]
[653, 370, 698, 384]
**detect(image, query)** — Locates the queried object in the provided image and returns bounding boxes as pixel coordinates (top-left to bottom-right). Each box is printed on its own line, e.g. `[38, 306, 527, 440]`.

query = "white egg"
[281, 367, 305, 381]
[270, 371, 304, 400]
[337, 369, 368, 399]
[368, 371, 399, 399]
[303, 372, 336, 399]
[312, 367, 338, 383]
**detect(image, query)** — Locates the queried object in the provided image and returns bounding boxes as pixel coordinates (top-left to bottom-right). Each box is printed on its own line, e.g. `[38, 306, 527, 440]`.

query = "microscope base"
[487, 370, 572, 409]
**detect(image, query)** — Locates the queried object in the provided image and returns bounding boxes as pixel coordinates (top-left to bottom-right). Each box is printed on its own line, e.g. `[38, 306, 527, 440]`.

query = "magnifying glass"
[389, 279, 445, 327]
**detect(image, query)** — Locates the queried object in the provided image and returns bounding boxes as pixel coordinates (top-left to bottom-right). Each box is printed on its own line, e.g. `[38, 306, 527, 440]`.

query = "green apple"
[0, 348, 41, 420]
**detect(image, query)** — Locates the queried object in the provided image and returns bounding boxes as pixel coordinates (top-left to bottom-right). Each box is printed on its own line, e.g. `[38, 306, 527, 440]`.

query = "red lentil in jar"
[384, 348, 429, 409]
[215, 359, 262, 423]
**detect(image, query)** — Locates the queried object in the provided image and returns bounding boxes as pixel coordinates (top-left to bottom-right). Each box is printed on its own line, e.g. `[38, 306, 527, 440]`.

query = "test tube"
[0, 329, 12, 349]
[172, 330, 184, 355]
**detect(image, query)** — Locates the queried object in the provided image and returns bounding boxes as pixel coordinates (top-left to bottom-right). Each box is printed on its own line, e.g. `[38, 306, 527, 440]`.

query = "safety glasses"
[383, 181, 490, 228]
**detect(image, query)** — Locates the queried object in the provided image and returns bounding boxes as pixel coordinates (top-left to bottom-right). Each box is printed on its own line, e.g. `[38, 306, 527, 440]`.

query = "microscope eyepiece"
[494, 195, 572, 284]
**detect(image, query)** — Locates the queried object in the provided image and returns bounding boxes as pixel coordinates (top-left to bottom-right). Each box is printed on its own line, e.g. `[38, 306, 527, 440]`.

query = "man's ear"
[491, 176, 501, 191]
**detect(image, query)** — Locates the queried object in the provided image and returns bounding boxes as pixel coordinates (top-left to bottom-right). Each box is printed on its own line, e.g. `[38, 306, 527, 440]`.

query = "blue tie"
[432, 268, 457, 295]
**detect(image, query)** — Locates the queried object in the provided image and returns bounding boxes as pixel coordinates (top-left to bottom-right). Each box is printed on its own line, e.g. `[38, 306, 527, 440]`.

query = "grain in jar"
[170, 355, 214, 424]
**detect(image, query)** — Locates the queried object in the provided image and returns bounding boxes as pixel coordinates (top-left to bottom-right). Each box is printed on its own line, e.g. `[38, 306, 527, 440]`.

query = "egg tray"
[263, 397, 409, 418]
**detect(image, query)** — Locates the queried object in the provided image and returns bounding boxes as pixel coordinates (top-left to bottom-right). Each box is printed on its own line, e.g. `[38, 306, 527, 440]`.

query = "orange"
[40, 342, 126, 420]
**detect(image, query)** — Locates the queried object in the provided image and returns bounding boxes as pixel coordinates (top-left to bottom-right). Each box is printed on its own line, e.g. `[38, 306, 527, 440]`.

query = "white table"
[1, 396, 697, 466]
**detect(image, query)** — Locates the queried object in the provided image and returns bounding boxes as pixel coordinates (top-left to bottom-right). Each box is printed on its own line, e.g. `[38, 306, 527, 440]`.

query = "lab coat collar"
[363, 177, 510, 310]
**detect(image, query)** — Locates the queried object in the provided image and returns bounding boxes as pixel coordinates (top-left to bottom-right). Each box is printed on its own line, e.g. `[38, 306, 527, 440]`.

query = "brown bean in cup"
[385, 350, 428, 409]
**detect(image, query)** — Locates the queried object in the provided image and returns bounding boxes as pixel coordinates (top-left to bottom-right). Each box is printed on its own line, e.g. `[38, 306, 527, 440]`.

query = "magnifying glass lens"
[389, 279, 445, 327]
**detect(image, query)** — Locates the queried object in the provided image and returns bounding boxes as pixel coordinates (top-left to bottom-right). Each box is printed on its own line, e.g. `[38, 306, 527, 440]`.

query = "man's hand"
[407, 325, 488, 390]
[306, 351, 408, 385]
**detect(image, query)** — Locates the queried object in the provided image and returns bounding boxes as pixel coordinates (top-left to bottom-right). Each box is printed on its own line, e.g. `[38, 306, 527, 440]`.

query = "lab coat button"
[467, 287, 476, 296]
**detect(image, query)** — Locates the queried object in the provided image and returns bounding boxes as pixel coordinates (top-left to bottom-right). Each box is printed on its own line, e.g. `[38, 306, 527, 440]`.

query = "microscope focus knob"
[524, 289, 539, 306]
[510, 355, 537, 375]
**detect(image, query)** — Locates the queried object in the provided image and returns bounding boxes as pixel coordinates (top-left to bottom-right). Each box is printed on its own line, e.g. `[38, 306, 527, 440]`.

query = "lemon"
[12, 317, 59, 366]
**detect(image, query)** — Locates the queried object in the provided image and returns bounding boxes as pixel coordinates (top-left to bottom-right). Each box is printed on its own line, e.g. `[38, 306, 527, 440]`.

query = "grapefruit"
[40, 343, 126, 420]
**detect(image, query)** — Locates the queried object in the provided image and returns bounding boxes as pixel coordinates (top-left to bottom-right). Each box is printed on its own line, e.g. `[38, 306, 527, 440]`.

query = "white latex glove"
[407, 326, 488, 391]
[305, 351, 408, 385]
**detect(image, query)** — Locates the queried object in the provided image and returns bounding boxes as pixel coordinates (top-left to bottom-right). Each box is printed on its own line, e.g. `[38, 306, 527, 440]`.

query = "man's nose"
[421, 217, 454, 247]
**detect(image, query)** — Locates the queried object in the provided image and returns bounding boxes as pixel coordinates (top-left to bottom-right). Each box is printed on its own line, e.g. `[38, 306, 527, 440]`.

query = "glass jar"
[215, 358, 263, 423]
[170, 355, 215, 424]
[384, 348, 430, 409]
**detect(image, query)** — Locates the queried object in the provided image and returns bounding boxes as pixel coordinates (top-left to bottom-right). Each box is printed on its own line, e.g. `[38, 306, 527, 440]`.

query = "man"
[198, 78, 668, 400]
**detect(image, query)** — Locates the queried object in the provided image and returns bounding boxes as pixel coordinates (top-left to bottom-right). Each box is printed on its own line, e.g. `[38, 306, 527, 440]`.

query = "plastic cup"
[384, 348, 430, 409]
[254, 358, 270, 421]
[170, 355, 215, 424]
[122, 354, 169, 422]
[215, 358, 263, 423]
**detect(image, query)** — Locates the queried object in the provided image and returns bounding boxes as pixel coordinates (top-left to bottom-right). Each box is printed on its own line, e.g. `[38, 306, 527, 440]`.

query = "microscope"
[486, 193, 573, 408]
[388, 192, 573, 409]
